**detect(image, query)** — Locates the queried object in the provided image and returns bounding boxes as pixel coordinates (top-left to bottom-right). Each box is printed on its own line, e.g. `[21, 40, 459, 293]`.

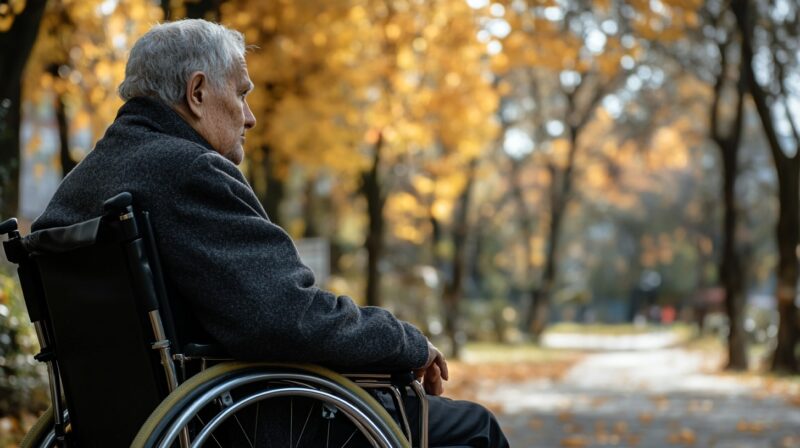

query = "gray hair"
[119, 19, 245, 105]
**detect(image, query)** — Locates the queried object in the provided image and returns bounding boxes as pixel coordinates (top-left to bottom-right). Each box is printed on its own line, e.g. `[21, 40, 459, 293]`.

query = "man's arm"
[161, 152, 429, 371]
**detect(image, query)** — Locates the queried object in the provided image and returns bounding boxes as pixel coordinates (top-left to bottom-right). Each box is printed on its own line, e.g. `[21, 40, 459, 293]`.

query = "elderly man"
[33, 19, 508, 447]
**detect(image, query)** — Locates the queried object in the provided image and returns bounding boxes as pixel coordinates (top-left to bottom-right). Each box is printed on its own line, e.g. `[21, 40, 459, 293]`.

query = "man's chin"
[227, 146, 244, 165]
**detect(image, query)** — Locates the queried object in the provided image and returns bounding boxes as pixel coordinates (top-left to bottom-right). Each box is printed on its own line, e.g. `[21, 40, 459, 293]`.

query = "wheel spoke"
[252, 401, 260, 447]
[339, 429, 358, 448]
[194, 414, 224, 448]
[233, 413, 254, 448]
[289, 398, 293, 448]
[294, 401, 315, 448]
[326, 419, 331, 448]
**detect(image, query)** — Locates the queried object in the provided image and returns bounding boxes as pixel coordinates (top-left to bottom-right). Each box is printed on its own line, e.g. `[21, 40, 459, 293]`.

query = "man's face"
[201, 59, 256, 165]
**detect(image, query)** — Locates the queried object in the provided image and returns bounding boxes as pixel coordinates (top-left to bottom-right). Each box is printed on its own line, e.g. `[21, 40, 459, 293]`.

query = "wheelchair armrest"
[180, 343, 231, 360]
[344, 370, 416, 388]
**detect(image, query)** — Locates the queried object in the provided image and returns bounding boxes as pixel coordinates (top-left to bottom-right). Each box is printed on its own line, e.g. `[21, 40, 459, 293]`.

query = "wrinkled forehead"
[221, 57, 252, 89]
[233, 57, 253, 85]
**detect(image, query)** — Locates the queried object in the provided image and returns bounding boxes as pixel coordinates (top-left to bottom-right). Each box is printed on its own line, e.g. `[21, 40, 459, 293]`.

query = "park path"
[476, 348, 800, 447]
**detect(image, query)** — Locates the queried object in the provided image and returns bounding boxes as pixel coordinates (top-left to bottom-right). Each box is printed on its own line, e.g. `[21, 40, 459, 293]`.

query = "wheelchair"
[2, 192, 428, 447]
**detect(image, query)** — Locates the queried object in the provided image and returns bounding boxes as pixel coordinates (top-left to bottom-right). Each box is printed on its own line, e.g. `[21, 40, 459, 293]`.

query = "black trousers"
[373, 390, 510, 448]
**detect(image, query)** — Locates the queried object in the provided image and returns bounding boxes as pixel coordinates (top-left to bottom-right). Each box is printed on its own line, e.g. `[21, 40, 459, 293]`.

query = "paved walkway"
[478, 349, 800, 447]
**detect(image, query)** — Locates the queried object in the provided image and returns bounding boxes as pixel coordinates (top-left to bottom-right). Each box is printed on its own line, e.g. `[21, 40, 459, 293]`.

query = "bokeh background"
[1, 0, 799, 446]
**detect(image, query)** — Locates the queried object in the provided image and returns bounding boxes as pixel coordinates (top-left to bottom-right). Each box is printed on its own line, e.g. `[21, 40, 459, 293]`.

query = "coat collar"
[116, 96, 215, 152]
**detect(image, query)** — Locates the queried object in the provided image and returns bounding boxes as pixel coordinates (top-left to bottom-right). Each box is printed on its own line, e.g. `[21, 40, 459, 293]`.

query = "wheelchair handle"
[103, 191, 134, 214]
[0, 218, 18, 236]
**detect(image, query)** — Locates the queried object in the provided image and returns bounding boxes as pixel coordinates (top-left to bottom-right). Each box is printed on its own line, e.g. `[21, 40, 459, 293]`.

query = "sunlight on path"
[478, 349, 800, 447]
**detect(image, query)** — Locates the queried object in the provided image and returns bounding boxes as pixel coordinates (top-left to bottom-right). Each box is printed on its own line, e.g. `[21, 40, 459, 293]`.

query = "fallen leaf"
[558, 411, 574, 422]
[736, 419, 768, 433]
[638, 412, 653, 424]
[560, 435, 590, 447]
[613, 420, 629, 434]
[626, 434, 641, 446]
[667, 427, 696, 445]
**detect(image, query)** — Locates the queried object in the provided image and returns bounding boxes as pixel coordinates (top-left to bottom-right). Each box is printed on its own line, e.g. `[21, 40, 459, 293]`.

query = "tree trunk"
[162, 0, 222, 20]
[509, 159, 542, 338]
[303, 180, 316, 238]
[361, 134, 385, 307]
[0, 0, 47, 219]
[720, 140, 747, 370]
[441, 158, 478, 359]
[772, 165, 799, 372]
[711, 35, 748, 371]
[733, 0, 799, 373]
[55, 92, 78, 177]
[526, 129, 578, 340]
[254, 145, 286, 227]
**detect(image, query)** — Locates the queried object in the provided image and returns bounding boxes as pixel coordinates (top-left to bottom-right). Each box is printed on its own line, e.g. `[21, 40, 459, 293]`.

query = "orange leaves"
[0, 0, 26, 31]
[665, 426, 696, 445]
[22, 0, 163, 163]
[221, 0, 498, 227]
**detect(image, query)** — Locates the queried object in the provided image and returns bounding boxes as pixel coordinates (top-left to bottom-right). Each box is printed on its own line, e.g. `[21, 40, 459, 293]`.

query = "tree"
[706, 8, 748, 370]
[22, 0, 162, 185]
[0, 0, 46, 219]
[222, 0, 497, 308]
[733, 0, 800, 373]
[493, 0, 701, 338]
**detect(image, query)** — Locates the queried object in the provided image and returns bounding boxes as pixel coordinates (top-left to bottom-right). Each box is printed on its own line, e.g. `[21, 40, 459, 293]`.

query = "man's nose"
[244, 102, 256, 130]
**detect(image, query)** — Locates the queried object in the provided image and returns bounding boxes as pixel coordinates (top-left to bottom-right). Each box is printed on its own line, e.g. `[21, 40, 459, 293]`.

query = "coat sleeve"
[162, 152, 429, 371]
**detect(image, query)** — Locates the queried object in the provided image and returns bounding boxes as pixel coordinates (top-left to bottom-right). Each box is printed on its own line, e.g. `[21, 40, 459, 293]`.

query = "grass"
[461, 341, 583, 364]
[544, 322, 695, 336]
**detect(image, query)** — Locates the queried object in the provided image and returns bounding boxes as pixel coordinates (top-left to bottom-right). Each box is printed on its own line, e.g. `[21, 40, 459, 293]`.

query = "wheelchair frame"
[2, 192, 428, 448]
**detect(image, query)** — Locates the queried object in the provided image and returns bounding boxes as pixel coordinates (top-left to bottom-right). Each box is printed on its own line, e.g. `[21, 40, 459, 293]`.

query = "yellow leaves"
[349, 5, 367, 22]
[529, 235, 545, 267]
[9, 0, 25, 14]
[550, 138, 572, 168]
[412, 37, 427, 52]
[24, 134, 41, 156]
[385, 192, 427, 244]
[385, 23, 402, 41]
[412, 175, 435, 195]
[560, 435, 589, 447]
[312, 31, 327, 47]
[0, 0, 25, 31]
[211, 0, 498, 215]
[431, 199, 453, 222]
[33, 163, 45, 181]
[736, 419, 769, 433]
[72, 110, 90, 130]
[490, 53, 510, 74]
[260, 15, 278, 32]
[0, 15, 13, 32]
[22, 0, 162, 155]
[649, 127, 688, 169]
[396, 48, 415, 69]
[665, 427, 696, 445]
[585, 164, 608, 190]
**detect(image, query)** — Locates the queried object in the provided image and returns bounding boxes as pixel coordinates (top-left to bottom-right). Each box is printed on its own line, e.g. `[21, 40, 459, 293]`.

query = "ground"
[447, 342, 800, 448]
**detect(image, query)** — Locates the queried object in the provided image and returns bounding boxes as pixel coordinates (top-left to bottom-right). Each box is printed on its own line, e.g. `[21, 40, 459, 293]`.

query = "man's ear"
[184, 71, 208, 118]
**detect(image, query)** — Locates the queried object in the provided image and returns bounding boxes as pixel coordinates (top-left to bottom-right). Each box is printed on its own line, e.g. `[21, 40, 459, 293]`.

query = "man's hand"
[414, 340, 449, 396]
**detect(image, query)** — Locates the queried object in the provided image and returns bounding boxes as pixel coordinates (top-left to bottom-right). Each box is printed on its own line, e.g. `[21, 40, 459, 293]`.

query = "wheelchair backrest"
[4, 194, 179, 447]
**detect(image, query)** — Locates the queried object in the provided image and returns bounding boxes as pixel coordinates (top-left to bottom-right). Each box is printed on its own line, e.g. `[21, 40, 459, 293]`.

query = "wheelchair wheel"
[20, 408, 58, 448]
[134, 362, 410, 448]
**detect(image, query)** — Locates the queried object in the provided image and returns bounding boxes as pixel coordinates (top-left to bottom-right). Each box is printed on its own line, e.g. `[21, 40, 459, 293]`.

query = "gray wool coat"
[33, 97, 429, 371]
